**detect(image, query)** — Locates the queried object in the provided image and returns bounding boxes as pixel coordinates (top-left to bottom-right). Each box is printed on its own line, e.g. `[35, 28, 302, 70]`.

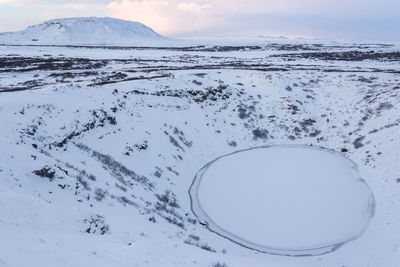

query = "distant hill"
[0, 17, 165, 45]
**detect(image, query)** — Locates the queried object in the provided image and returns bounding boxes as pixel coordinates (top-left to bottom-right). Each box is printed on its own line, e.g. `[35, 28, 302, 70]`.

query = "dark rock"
[353, 136, 365, 149]
[33, 167, 55, 180]
[252, 129, 269, 140]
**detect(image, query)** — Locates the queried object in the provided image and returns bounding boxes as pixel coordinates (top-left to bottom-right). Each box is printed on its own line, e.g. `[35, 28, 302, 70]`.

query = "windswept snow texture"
[0, 17, 164, 45]
[0, 40, 400, 266]
[190, 145, 375, 256]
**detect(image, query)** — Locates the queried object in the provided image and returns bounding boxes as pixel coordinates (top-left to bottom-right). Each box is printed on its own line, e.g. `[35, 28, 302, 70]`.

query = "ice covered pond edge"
[189, 145, 376, 257]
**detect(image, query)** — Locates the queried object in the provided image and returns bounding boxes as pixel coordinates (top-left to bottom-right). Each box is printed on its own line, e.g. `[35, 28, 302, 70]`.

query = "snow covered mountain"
[0, 17, 164, 45]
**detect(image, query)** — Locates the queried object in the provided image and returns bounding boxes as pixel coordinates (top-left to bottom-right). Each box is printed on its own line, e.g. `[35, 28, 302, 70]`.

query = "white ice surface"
[193, 146, 374, 254]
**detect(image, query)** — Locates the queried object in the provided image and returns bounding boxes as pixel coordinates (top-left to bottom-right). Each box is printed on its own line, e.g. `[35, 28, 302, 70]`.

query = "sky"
[0, 0, 399, 41]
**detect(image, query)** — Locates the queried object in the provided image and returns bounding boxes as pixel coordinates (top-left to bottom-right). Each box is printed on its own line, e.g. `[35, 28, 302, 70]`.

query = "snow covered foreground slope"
[0, 17, 164, 45]
[0, 41, 400, 266]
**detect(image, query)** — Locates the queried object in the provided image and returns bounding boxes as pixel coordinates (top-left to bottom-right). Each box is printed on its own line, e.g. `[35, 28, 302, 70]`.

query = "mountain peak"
[0, 17, 164, 45]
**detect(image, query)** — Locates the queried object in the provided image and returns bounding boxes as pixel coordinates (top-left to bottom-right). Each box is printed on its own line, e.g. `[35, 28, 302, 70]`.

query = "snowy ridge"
[0, 17, 164, 45]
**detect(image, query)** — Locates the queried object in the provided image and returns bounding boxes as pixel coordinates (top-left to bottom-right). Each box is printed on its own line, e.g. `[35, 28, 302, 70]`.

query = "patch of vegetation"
[156, 190, 180, 208]
[33, 166, 55, 180]
[84, 215, 110, 235]
[228, 141, 237, 147]
[94, 188, 107, 201]
[76, 143, 153, 189]
[353, 136, 365, 149]
[252, 128, 269, 140]
[184, 235, 216, 253]
[54, 109, 117, 148]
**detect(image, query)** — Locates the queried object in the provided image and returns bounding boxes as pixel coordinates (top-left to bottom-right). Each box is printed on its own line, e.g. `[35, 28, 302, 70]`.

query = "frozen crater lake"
[190, 145, 375, 256]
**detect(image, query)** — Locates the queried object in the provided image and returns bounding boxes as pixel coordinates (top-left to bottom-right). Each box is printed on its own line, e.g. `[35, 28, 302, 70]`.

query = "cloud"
[1, 0, 399, 40]
[107, 0, 223, 35]
[0, 0, 111, 31]
[106, 0, 400, 38]
[176, 2, 212, 12]
[106, 0, 288, 35]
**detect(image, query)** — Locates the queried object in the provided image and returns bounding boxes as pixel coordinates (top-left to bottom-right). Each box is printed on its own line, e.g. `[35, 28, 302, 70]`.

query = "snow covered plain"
[0, 39, 400, 267]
